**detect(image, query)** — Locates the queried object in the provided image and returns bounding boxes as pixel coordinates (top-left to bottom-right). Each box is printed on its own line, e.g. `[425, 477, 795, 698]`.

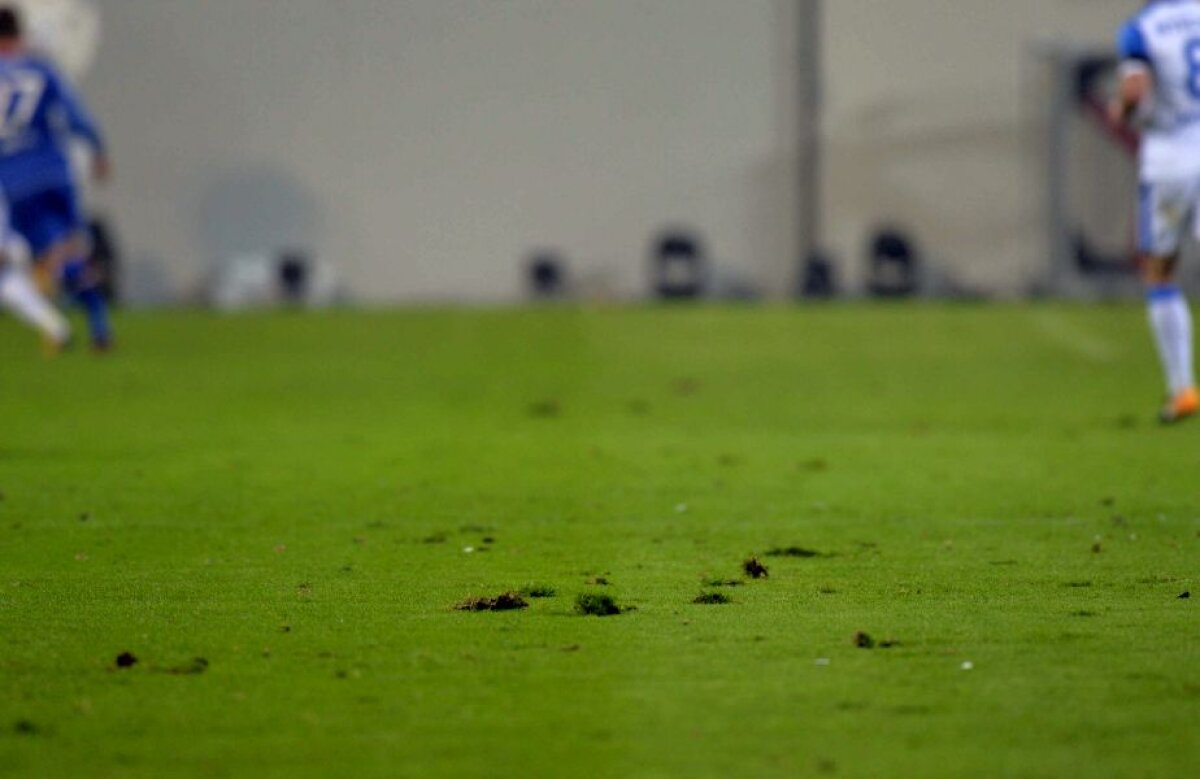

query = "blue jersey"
[0, 52, 104, 201]
[1118, 0, 1200, 179]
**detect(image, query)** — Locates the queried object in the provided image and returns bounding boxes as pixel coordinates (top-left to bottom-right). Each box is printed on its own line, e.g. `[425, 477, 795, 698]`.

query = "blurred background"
[59, 0, 1146, 306]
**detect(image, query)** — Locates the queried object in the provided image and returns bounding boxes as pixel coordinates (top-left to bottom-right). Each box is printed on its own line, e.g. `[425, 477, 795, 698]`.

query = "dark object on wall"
[88, 217, 121, 303]
[278, 249, 310, 303]
[1073, 232, 1135, 277]
[652, 229, 707, 300]
[867, 227, 919, 298]
[800, 251, 837, 299]
[528, 251, 567, 298]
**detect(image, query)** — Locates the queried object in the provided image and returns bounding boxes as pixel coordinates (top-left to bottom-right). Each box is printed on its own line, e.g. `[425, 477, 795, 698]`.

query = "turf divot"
[455, 593, 529, 612]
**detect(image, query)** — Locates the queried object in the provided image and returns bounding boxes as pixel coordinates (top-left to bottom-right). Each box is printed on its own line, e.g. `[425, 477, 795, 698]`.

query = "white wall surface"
[821, 0, 1134, 294]
[88, 0, 801, 304]
[84, 0, 1138, 303]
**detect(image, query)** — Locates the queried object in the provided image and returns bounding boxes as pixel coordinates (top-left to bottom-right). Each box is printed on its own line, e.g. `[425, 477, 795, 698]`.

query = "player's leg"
[0, 248, 71, 351]
[1138, 181, 1197, 423]
[18, 187, 113, 350]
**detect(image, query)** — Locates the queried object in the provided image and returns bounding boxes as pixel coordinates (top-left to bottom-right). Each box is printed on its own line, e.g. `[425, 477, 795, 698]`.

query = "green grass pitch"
[0, 304, 1196, 778]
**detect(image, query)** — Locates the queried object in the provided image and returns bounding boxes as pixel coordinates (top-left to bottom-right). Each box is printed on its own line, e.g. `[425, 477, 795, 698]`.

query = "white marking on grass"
[1028, 311, 1116, 363]
[961, 661, 974, 671]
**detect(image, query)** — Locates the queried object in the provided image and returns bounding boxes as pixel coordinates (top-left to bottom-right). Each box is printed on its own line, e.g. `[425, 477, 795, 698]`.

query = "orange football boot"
[1160, 386, 1199, 425]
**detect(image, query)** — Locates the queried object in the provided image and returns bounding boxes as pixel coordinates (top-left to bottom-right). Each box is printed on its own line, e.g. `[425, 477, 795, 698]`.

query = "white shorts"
[1138, 175, 1200, 257]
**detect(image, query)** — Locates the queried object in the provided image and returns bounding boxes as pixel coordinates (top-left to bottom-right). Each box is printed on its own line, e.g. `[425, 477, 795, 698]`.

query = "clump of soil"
[115, 652, 138, 669]
[1178, 591, 1191, 599]
[693, 592, 732, 605]
[455, 592, 529, 612]
[12, 719, 39, 735]
[764, 546, 821, 558]
[853, 632, 875, 649]
[742, 557, 769, 579]
[575, 592, 623, 616]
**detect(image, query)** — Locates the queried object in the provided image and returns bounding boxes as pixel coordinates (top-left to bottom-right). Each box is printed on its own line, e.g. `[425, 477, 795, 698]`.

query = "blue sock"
[61, 259, 112, 346]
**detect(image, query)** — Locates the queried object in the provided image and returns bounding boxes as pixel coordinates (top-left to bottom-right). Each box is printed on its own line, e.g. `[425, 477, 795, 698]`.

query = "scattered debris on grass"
[518, 584, 556, 599]
[482, 536, 495, 545]
[814, 658, 831, 666]
[575, 592, 623, 616]
[1071, 610, 1097, 618]
[421, 532, 447, 544]
[279, 624, 292, 633]
[560, 644, 582, 653]
[693, 592, 731, 605]
[527, 399, 561, 418]
[1091, 539, 1103, 554]
[167, 657, 209, 675]
[296, 583, 313, 599]
[115, 652, 138, 669]
[818, 586, 838, 594]
[1179, 591, 1191, 599]
[702, 577, 743, 588]
[1064, 581, 1092, 588]
[764, 546, 821, 558]
[742, 557, 769, 579]
[878, 639, 902, 649]
[853, 632, 875, 649]
[587, 576, 610, 586]
[961, 661, 974, 671]
[455, 592, 529, 612]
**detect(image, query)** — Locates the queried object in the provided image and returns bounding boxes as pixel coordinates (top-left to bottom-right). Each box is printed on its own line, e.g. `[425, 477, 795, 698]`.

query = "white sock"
[1147, 285, 1195, 396]
[0, 265, 70, 343]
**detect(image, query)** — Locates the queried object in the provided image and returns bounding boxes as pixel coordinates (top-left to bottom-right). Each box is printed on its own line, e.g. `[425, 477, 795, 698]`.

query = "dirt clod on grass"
[588, 576, 610, 586]
[12, 719, 39, 735]
[764, 546, 821, 558]
[853, 632, 875, 649]
[742, 557, 769, 579]
[693, 592, 732, 605]
[575, 592, 623, 616]
[702, 577, 743, 588]
[455, 592, 529, 612]
[1179, 591, 1191, 599]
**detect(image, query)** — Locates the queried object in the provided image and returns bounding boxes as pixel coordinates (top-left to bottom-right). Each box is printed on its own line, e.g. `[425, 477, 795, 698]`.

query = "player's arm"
[1109, 20, 1153, 127]
[46, 64, 110, 181]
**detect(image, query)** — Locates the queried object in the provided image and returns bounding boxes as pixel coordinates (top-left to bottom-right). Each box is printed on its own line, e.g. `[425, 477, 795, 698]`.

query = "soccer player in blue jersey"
[1111, 0, 1200, 423]
[0, 5, 111, 350]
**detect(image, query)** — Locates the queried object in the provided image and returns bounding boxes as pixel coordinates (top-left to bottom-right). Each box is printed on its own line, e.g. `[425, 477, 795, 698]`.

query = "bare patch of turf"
[518, 584, 556, 599]
[764, 546, 821, 558]
[692, 592, 732, 605]
[455, 592, 529, 612]
[575, 592, 623, 616]
[742, 557, 769, 579]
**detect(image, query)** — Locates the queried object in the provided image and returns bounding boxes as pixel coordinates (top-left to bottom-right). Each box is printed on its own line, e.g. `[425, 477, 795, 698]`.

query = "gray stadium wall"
[87, 0, 1129, 305]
